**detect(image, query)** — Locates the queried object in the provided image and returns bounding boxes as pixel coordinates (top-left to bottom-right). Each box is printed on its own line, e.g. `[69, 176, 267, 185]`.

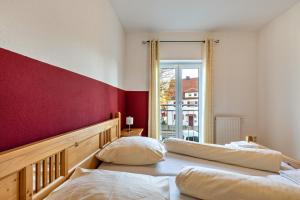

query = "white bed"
[45, 151, 298, 200]
[99, 152, 297, 200]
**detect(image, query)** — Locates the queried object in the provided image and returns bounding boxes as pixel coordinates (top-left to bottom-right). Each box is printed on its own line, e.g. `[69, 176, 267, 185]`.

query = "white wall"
[212, 31, 257, 138]
[124, 32, 206, 91]
[257, 2, 300, 159]
[0, 0, 125, 88]
[124, 31, 258, 137]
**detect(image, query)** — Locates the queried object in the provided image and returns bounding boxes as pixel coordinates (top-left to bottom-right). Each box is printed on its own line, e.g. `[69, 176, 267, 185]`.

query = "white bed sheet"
[99, 152, 276, 177]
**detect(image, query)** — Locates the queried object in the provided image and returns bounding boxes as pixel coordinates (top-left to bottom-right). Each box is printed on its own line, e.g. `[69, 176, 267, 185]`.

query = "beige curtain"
[203, 39, 214, 143]
[148, 40, 160, 139]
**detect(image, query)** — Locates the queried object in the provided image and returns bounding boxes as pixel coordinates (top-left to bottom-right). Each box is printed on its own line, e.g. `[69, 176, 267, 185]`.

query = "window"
[159, 60, 203, 142]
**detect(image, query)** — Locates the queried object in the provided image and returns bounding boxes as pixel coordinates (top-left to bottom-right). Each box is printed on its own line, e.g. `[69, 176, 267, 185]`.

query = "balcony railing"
[160, 104, 200, 142]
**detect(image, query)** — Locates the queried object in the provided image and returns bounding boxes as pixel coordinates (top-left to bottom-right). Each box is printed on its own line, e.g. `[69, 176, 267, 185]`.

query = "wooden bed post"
[60, 150, 69, 176]
[19, 165, 33, 200]
[115, 112, 121, 138]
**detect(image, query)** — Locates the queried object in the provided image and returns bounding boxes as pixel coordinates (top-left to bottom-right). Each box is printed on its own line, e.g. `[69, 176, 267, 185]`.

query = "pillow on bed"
[46, 168, 169, 200]
[164, 138, 282, 172]
[176, 166, 300, 200]
[96, 136, 166, 165]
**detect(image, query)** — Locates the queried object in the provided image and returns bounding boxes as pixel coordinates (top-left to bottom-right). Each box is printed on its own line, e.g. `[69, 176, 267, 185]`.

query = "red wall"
[0, 48, 148, 152]
[125, 91, 149, 137]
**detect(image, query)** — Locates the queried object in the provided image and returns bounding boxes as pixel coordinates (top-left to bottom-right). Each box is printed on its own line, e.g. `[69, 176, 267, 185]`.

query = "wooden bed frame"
[2, 111, 299, 200]
[0, 112, 122, 200]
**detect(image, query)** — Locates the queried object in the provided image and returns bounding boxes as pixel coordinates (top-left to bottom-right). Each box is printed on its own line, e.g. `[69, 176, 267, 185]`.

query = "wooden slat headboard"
[0, 112, 121, 200]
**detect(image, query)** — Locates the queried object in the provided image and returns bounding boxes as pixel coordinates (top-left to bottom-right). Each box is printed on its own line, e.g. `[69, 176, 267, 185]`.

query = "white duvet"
[45, 168, 170, 200]
[165, 138, 282, 172]
[176, 166, 300, 200]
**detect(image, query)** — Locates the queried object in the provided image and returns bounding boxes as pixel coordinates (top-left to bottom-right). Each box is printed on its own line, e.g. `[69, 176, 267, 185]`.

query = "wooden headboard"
[0, 112, 121, 200]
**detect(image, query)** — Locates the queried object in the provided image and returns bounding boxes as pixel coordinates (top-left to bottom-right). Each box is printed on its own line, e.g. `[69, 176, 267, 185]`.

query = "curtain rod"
[142, 40, 219, 44]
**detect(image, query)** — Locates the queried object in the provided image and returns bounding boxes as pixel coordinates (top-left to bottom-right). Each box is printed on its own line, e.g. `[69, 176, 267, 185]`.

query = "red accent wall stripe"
[0, 48, 148, 152]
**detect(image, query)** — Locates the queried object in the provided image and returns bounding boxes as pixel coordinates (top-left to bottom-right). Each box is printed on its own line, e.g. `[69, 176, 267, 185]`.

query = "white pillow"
[96, 136, 166, 165]
[164, 138, 282, 172]
[46, 168, 169, 200]
[176, 166, 300, 200]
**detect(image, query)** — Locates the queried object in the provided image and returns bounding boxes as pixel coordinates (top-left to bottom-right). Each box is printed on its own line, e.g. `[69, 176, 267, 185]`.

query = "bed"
[98, 151, 297, 200]
[0, 111, 299, 200]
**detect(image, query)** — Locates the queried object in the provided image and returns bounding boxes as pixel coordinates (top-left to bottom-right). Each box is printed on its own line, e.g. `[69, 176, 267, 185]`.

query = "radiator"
[215, 116, 241, 145]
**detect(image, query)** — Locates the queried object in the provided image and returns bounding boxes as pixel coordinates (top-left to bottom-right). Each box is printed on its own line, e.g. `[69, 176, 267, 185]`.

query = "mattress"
[98, 152, 277, 177]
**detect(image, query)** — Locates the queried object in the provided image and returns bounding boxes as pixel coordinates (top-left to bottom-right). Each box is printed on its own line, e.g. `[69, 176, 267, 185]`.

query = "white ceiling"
[110, 0, 300, 32]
